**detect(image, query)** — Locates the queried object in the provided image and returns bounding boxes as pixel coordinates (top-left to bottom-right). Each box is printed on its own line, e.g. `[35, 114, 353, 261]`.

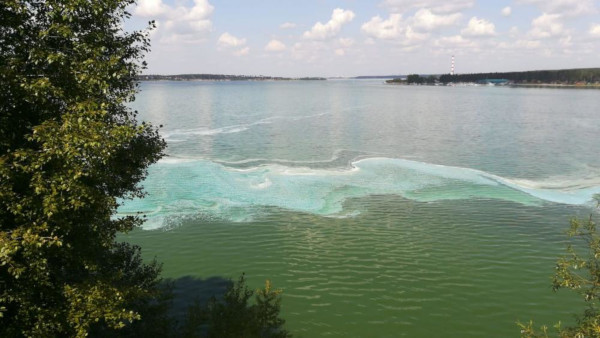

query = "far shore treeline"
[138, 74, 326, 81]
[387, 67, 600, 85]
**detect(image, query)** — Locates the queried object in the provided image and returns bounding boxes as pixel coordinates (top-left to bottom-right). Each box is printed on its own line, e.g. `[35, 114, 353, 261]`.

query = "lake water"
[121, 80, 600, 337]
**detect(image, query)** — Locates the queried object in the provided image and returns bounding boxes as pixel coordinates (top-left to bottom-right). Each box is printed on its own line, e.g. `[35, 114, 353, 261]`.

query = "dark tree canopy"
[182, 274, 291, 338]
[406, 74, 424, 84]
[439, 68, 600, 84]
[0, 0, 165, 336]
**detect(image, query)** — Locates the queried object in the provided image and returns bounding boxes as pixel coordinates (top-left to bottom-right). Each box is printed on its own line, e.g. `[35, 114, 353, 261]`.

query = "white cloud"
[461, 17, 496, 37]
[303, 8, 355, 40]
[332, 38, 355, 57]
[218, 32, 247, 48]
[590, 24, 600, 37]
[494, 33, 551, 57]
[187, 0, 213, 21]
[404, 26, 429, 42]
[289, 37, 356, 63]
[361, 9, 462, 42]
[138, 0, 599, 76]
[381, 0, 474, 14]
[509, 26, 520, 38]
[134, 0, 214, 43]
[559, 35, 572, 47]
[135, 0, 169, 17]
[361, 14, 405, 40]
[516, 39, 542, 49]
[265, 39, 286, 52]
[411, 9, 462, 31]
[529, 13, 565, 38]
[280, 22, 297, 29]
[338, 38, 355, 47]
[361, 14, 429, 45]
[518, 0, 597, 17]
[291, 41, 327, 63]
[496, 42, 511, 49]
[234, 47, 250, 56]
[435, 35, 476, 48]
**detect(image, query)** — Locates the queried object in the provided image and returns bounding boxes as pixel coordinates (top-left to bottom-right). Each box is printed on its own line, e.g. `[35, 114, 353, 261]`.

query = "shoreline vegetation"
[137, 74, 326, 81]
[385, 67, 600, 88]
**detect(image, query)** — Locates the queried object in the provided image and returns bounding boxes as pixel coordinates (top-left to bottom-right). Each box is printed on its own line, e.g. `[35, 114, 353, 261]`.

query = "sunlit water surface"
[121, 80, 600, 337]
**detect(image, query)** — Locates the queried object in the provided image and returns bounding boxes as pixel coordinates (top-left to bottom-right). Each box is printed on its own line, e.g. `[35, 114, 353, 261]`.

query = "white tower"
[451, 55, 455, 75]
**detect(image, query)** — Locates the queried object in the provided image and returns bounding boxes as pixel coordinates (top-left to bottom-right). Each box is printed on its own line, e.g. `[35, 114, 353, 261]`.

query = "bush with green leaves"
[182, 274, 291, 338]
[519, 206, 600, 337]
[0, 0, 165, 336]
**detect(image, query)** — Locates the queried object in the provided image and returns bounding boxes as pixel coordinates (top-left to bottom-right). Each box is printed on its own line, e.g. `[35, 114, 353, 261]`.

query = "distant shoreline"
[137, 74, 326, 81]
[510, 83, 600, 89]
[385, 67, 600, 88]
[386, 81, 600, 89]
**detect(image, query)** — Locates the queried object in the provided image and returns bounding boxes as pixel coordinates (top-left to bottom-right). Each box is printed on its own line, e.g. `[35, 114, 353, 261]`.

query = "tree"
[182, 274, 291, 338]
[425, 75, 437, 85]
[519, 204, 600, 337]
[437, 68, 600, 85]
[0, 0, 165, 336]
[406, 74, 423, 84]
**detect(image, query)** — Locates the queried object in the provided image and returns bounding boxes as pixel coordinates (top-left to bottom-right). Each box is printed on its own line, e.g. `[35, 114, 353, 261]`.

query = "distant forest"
[438, 68, 600, 84]
[137, 74, 326, 81]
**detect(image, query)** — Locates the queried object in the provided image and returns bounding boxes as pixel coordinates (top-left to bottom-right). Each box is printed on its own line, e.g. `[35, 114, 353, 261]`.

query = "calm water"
[121, 80, 600, 337]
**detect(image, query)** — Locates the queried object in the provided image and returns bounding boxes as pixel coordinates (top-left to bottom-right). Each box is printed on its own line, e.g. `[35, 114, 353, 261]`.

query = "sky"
[127, 0, 600, 77]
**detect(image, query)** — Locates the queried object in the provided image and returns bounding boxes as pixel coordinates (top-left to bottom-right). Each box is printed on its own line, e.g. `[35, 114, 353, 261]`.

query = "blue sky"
[128, 0, 600, 77]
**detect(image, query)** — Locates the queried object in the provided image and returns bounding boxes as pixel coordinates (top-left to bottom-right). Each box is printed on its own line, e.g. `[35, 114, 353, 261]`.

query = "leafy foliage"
[387, 74, 437, 85]
[519, 210, 600, 337]
[182, 274, 291, 338]
[0, 0, 165, 336]
[425, 75, 437, 84]
[406, 74, 424, 84]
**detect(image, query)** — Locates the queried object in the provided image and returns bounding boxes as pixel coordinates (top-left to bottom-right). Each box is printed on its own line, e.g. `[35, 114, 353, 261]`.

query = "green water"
[122, 80, 600, 336]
